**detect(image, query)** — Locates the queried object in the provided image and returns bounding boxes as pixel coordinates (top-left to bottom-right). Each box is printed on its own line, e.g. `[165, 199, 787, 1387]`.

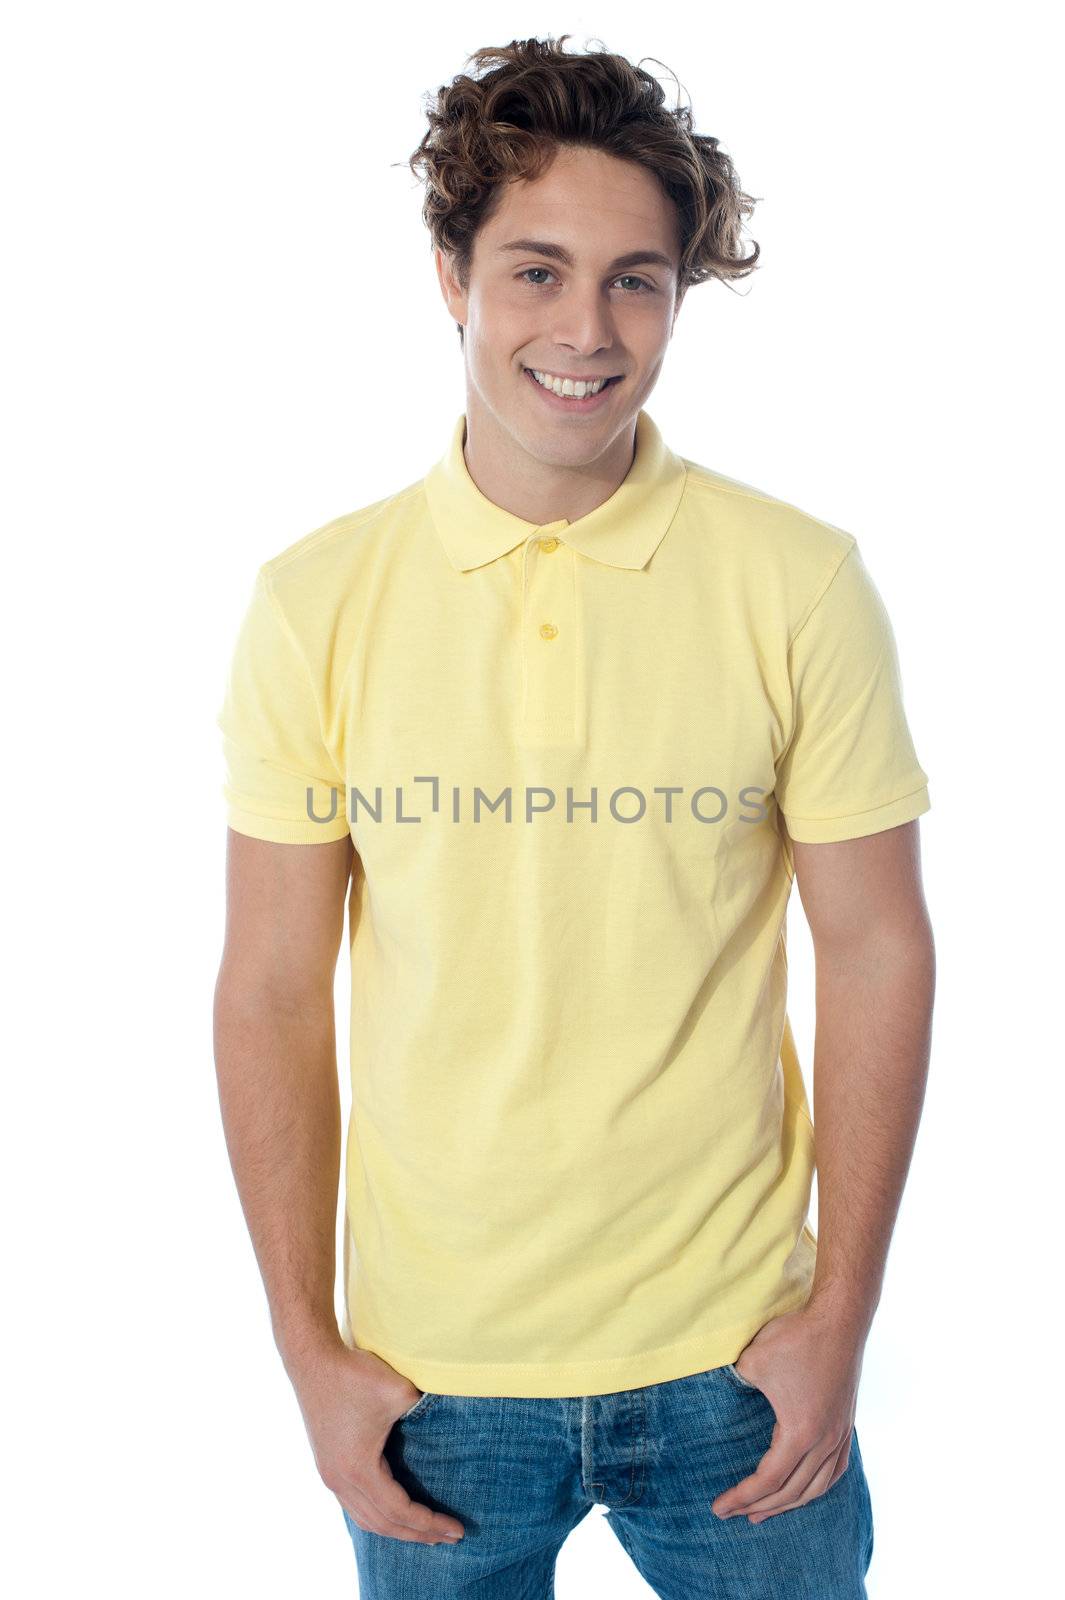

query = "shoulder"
[677, 456, 857, 631]
[257, 479, 425, 627]
[682, 458, 855, 566]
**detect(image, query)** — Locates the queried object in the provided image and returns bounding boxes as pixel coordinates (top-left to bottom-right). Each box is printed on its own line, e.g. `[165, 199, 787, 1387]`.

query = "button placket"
[520, 523, 578, 746]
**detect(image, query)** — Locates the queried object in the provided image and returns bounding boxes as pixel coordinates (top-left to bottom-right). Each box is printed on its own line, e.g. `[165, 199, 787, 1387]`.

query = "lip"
[522, 367, 622, 414]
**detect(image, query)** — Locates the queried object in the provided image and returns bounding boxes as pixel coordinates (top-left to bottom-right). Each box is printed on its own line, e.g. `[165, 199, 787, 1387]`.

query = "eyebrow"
[495, 238, 676, 274]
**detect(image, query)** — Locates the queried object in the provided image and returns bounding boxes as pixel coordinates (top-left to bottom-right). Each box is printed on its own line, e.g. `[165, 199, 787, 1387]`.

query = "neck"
[461, 384, 637, 526]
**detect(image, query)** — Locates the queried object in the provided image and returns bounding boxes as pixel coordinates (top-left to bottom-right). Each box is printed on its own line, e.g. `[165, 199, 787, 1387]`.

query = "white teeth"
[531, 369, 609, 398]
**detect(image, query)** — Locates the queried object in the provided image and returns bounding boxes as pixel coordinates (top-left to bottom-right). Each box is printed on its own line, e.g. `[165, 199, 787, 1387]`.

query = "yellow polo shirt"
[217, 409, 930, 1397]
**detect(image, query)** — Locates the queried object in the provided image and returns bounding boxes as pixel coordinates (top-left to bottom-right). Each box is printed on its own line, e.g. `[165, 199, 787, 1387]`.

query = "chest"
[339, 545, 789, 880]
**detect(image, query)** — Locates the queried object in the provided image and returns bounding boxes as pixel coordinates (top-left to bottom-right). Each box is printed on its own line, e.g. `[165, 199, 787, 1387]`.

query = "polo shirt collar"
[424, 408, 688, 572]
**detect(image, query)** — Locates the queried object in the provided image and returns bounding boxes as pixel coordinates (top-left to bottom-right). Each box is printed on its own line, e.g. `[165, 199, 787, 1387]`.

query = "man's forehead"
[487, 155, 672, 228]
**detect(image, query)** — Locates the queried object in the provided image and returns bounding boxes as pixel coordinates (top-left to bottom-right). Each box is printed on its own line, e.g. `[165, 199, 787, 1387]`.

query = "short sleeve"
[216, 566, 350, 843]
[774, 541, 930, 843]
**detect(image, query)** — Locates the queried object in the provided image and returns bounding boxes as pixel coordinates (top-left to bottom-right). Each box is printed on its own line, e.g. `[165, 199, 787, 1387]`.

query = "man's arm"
[712, 818, 935, 1525]
[213, 828, 352, 1373]
[213, 829, 465, 1546]
[796, 816, 936, 1339]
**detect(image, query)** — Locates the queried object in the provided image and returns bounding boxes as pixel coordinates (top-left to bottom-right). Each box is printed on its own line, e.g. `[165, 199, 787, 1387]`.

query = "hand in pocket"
[292, 1341, 464, 1545]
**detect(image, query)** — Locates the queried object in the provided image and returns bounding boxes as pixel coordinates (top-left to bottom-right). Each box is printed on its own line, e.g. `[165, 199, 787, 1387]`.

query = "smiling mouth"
[523, 368, 624, 395]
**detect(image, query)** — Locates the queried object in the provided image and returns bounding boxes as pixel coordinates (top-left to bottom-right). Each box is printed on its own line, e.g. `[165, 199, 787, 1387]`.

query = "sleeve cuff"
[225, 806, 351, 844]
[780, 783, 930, 844]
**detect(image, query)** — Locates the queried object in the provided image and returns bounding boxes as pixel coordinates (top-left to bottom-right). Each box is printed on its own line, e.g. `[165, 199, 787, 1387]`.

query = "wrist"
[804, 1281, 877, 1344]
[273, 1313, 347, 1379]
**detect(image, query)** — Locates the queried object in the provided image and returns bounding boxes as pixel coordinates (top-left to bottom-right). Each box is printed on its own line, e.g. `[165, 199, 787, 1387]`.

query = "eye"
[517, 268, 656, 294]
[520, 267, 555, 287]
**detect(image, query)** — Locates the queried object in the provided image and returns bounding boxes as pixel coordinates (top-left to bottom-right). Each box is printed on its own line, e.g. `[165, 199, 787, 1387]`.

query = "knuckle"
[383, 1491, 419, 1522]
[340, 1463, 370, 1493]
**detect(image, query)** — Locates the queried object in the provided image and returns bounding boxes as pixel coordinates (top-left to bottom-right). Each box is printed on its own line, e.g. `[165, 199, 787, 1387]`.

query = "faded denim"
[341, 1360, 874, 1597]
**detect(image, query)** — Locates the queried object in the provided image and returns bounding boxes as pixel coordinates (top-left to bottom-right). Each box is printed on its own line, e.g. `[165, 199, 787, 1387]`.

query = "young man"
[214, 37, 935, 1599]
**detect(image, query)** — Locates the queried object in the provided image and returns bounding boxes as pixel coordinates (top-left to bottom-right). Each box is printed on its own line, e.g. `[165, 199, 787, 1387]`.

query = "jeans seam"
[397, 1390, 443, 1424]
[613, 1381, 646, 1507]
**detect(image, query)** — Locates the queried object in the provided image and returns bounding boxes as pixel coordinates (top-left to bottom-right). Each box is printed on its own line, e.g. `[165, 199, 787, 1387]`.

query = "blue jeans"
[341, 1361, 874, 1597]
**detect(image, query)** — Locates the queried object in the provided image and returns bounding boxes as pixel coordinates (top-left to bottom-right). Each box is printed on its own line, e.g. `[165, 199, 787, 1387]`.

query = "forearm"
[805, 923, 936, 1340]
[213, 979, 345, 1377]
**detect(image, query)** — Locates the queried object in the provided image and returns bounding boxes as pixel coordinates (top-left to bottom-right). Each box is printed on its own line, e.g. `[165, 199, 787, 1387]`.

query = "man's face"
[435, 144, 685, 467]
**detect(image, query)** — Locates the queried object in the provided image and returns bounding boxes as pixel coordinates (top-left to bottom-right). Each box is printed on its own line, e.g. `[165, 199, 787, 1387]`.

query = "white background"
[4, 3, 1060, 1595]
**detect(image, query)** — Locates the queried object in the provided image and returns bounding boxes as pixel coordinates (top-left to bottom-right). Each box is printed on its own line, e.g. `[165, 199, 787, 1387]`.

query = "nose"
[547, 283, 618, 363]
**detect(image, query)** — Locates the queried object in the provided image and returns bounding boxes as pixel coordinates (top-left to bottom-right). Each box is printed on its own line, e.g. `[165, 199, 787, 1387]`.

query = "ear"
[435, 248, 469, 327]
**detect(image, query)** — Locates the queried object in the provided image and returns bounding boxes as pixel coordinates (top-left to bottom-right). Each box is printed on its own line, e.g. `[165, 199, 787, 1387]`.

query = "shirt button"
[538, 536, 560, 553]
[539, 622, 558, 640]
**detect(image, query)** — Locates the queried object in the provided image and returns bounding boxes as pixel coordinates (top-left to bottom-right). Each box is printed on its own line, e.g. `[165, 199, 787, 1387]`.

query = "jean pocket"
[396, 1389, 437, 1423]
[723, 1361, 759, 1392]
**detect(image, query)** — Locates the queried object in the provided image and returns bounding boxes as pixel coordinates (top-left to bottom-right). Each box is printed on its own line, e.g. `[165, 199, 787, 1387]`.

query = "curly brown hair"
[401, 35, 761, 349]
